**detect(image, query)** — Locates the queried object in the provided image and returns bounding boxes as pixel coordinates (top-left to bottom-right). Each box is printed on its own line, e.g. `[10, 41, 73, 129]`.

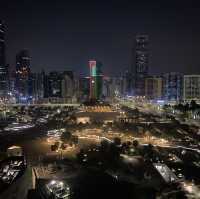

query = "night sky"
[1, 0, 200, 76]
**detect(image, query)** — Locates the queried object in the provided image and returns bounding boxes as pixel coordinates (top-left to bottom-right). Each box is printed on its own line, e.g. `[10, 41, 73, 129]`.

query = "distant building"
[61, 71, 74, 103]
[183, 75, 200, 103]
[78, 77, 90, 102]
[43, 71, 49, 98]
[145, 76, 162, 100]
[0, 20, 9, 97]
[48, 71, 62, 98]
[124, 70, 133, 96]
[89, 60, 103, 100]
[102, 77, 114, 100]
[103, 77, 123, 100]
[134, 35, 149, 96]
[15, 49, 31, 103]
[42, 70, 76, 103]
[163, 72, 182, 102]
[31, 72, 44, 102]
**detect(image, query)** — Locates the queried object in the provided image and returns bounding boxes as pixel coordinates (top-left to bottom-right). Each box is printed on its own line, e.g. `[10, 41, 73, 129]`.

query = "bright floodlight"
[50, 180, 56, 185]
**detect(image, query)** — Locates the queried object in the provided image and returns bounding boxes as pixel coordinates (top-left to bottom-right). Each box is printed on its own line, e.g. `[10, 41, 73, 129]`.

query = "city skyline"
[0, 0, 200, 75]
[1, 2, 200, 198]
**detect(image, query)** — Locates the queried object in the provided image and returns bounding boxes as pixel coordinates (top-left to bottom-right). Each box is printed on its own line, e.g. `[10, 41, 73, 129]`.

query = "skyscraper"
[0, 20, 9, 97]
[89, 60, 103, 100]
[62, 71, 74, 103]
[48, 71, 62, 98]
[78, 76, 90, 102]
[134, 35, 149, 96]
[31, 72, 44, 101]
[15, 49, 31, 102]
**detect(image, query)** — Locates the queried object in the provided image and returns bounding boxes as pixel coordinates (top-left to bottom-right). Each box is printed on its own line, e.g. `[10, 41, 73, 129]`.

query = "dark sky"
[1, 0, 200, 76]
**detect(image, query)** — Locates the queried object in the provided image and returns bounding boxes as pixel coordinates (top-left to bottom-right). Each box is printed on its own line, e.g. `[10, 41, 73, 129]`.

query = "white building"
[183, 75, 200, 103]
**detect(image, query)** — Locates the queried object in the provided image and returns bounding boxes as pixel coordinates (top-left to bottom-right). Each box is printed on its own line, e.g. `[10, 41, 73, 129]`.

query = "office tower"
[48, 71, 62, 98]
[89, 60, 103, 100]
[123, 70, 133, 96]
[103, 77, 121, 100]
[15, 49, 31, 103]
[0, 20, 9, 97]
[42, 71, 50, 98]
[145, 76, 163, 100]
[61, 71, 74, 103]
[183, 75, 200, 103]
[78, 77, 90, 102]
[103, 77, 113, 100]
[31, 72, 44, 101]
[163, 72, 182, 102]
[134, 35, 149, 96]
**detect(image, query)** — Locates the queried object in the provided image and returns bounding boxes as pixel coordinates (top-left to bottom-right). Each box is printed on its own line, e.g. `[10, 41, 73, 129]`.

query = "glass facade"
[0, 20, 8, 96]
[135, 35, 149, 96]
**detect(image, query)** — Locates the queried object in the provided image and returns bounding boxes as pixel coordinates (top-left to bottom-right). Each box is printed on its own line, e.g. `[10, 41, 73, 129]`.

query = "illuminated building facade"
[134, 35, 149, 96]
[89, 60, 103, 100]
[48, 71, 62, 98]
[31, 72, 44, 101]
[102, 77, 122, 101]
[0, 20, 9, 97]
[183, 75, 200, 103]
[15, 49, 31, 103]
[163, 72, 182, 102]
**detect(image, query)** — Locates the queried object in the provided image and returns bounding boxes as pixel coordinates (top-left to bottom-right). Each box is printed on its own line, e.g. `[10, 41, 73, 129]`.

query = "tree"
[71, 135, 78, 145]
[132, 140, 139, 148]
[61, 132, 72, 143]
[100, 140, 110, 152]
[175, 103, 185, 112]
[163, 104, 170, 111]
[190, 100, 199, 111]
[51, 144, 58, 151]
[113, 137, 121, 146]
[76, 149, 85, 163]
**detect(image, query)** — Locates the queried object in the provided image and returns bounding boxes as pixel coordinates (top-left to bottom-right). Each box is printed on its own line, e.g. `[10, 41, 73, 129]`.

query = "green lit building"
[89, 60, 103, 100]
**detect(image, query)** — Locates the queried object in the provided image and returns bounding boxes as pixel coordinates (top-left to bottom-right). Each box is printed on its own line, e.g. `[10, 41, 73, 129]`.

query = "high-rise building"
[89, 60, 103, 100]
[31, 72, 44, 101]
[102, 77, 122, 101]
[15, 49, 31, 103]
[123, 70, 133, 96]
[163, 72, 182, 102]
[0, 20, 9, 97]
[61, 71, 74, 103]
[78, 77, 90, 102]
[145, 76, 162, 100]
[134, 35, 149, 96]
[183, 75, 200, 103]
[42, 71, 50, 99]
[43, 70, 75, 103]
[48, 71, 62, 98]
[102, 77, 114, 100]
